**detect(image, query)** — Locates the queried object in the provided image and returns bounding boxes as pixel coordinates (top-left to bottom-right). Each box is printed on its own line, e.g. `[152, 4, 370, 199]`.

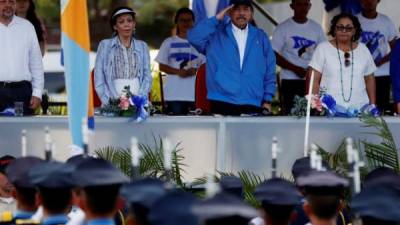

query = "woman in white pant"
[309, 13, 376, 110]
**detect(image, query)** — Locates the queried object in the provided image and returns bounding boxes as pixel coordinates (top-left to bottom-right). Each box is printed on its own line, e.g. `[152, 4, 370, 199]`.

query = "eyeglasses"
[344, 52, 351, 67]
[336, 25, 354, 33]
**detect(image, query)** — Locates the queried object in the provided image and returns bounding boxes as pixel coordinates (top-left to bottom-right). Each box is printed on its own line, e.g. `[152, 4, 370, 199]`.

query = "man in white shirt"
[272, 0, 326, 115]
[0, 0, 44, 115]
[357, 0, 398, 114]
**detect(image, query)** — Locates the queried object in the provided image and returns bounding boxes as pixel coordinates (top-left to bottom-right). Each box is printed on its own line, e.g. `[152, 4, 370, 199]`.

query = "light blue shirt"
[14, 210, 34, 220]
[42, 214, 69, 225]
[87, 218, 114, 225]
[94, 36, 152, 105]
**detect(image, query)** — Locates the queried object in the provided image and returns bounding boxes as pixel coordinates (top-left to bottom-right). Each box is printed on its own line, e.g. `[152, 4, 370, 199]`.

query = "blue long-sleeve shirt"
[390, 40, 400, 103]
[188, 17, 276, 106]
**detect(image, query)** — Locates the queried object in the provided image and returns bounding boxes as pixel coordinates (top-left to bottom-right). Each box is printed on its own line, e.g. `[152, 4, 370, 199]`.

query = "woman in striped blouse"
[94, 6, 152, 106]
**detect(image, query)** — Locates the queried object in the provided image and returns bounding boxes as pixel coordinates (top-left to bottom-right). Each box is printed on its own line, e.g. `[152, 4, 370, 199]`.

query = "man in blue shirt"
[188, 0, 276, 115]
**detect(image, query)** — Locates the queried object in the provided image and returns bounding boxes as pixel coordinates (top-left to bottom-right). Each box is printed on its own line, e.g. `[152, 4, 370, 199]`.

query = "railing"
[252, 0, 279, 26]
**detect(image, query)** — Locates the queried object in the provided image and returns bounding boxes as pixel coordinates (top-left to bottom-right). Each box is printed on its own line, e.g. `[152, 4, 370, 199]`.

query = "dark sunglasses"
[344, 52, 351, 67]
[336, 25, 354, 33]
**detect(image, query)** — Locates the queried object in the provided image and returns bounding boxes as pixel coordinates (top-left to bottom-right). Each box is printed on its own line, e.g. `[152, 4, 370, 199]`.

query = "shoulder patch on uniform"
[0, 211, 13, 222]
[15, 219, 40, 225]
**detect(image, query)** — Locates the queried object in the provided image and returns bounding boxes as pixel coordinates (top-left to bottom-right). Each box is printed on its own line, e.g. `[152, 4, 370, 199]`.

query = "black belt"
[0, 81, 31, 88]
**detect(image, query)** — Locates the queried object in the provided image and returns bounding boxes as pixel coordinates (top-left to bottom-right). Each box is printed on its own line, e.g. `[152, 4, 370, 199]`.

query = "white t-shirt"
[155, 36, 205, 101]
[272, 18, 326, 80]
[309, 41, 376, 109]
[356, 13, 398, 76]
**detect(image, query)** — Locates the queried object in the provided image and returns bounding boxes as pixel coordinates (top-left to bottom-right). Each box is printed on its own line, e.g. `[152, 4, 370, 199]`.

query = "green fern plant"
[316, 115, 399, 176]
[94, 136, 186, 187]
[359, 115, 399, 172]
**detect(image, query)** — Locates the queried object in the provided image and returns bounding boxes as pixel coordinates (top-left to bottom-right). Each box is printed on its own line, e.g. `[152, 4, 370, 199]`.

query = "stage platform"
[1, 116, 399, 181]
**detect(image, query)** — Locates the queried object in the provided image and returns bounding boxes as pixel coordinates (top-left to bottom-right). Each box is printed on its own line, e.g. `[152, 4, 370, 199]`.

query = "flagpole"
[61, 0, 91, 151]
[130, 136, 141, 180]
[21, 130, 27, 157]
[163, 138, 173, 182]
[304, 70, 315, 157]
[45, 127, 52, 161]
[271, 136, 278, 178]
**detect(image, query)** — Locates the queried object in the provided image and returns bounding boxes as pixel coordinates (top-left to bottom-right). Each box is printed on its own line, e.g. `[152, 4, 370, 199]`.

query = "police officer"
[0, 155, 16, 213]
[2, 157, 45, 224]
[351, 184, 400, 225]
[254, 178, 302, 225]
[28, 161, 74, 225]
[291, 157, 350, 225]
[70, 158, 129, 225]
[296, 170, 349, 225]
[120, 178, 168, 225]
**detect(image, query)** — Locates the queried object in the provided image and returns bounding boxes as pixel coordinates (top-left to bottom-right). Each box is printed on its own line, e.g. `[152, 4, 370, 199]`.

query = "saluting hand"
[216, 5, 234, 21]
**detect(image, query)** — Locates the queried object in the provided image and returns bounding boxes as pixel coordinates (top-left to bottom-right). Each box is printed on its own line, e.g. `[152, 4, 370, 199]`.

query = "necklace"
[335, 40, 354, 103]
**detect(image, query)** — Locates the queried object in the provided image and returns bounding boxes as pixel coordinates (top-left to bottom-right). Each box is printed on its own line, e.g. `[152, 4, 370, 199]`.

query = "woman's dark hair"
[328, 12, 362, 41]
[109, 6, 136, 34]
[25, 0, 44, 42]
[174, 7, 195, 35]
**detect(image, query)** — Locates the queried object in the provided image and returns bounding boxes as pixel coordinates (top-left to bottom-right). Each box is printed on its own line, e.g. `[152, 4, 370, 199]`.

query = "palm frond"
[95, 146, 133, 176]
[237, 170, 266, 207]
[94, 135, 186, 186]
[236, 170, 264, 191]
[359, 115, 399, 172]
[316, 140, 349, 176]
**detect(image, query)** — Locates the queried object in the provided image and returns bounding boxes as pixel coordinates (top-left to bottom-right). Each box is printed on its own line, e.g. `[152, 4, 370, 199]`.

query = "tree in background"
[35, 0, 285, 49]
